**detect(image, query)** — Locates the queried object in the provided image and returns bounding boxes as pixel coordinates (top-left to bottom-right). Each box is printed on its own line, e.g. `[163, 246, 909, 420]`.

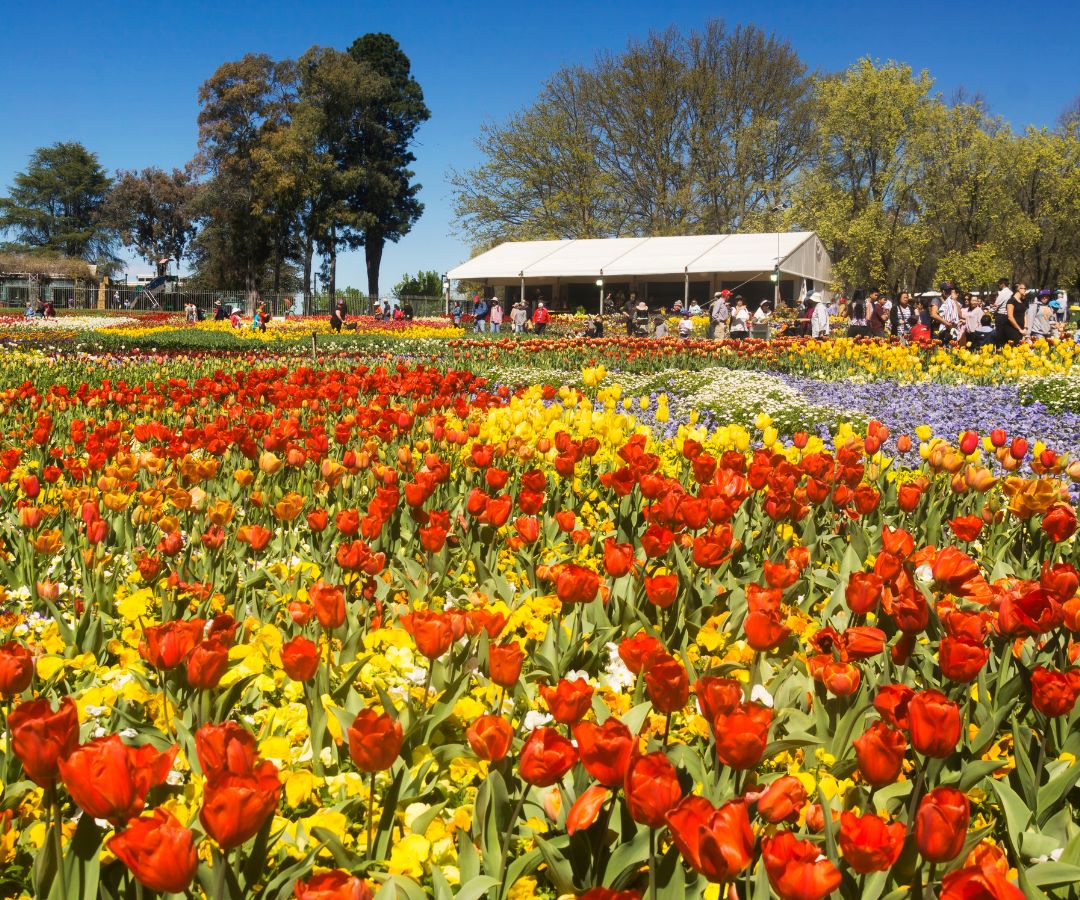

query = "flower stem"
[648, 827, 657, 900]
[367, 769, 377, 860]
[49, 786, 68, 900]
[498, 788, 529, 895]
[214, 846, 229, 900]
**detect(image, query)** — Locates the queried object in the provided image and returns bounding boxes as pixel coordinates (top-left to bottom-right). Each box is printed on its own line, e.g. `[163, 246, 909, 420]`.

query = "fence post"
[311, 331, 317, 363]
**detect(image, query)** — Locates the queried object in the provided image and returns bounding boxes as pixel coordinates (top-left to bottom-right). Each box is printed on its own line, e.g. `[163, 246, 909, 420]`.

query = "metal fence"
[1, 282, 451, 320]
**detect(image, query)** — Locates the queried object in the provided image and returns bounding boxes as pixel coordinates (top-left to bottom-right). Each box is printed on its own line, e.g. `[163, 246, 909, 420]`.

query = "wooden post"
[311, 331, 317, 363]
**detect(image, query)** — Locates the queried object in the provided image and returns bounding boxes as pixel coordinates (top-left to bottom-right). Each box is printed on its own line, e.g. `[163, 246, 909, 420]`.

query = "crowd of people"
[793, 280, 1075, 347]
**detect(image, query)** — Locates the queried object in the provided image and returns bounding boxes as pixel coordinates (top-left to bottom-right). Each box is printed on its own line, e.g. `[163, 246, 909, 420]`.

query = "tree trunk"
[303, 236, 313, 317]
[245, 266, 258, 316]
[328, 245, 337, 310]
[366, 233, 384, 303]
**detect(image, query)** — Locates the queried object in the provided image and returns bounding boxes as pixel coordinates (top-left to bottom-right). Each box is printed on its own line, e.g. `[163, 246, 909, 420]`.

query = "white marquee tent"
[447, 232, 832, 311]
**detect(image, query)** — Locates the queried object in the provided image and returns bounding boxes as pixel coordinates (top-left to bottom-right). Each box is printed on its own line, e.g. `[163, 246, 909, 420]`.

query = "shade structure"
[448, 232, 830, 284]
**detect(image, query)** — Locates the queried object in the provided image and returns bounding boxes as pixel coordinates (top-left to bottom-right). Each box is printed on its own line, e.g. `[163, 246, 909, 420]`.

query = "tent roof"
[447, 232, 826, 281]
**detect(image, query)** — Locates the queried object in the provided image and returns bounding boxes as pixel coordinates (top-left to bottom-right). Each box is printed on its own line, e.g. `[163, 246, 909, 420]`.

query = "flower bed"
[0, 349, 1078, 899]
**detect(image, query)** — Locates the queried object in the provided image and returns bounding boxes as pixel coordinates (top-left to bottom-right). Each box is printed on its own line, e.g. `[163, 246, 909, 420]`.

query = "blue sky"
[2, 0, 1078, 292]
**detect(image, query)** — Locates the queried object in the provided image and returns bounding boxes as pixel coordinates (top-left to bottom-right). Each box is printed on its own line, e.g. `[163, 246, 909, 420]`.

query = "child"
[678, 311, 694, 339]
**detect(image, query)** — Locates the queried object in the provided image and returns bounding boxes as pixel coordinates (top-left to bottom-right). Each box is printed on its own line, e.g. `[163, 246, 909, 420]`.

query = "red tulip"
[618, 632, 664, 674]
[281, 635, 320, 682]
[309, 581, 346, 630]
[400, 609, 453, 659]
[939, 865, 1025, 900]
[519, 727, 577, 787]
[908, 689, 961, 758]
[915, 787, 970, 862]
[539, 678, 594, 724]
[624, 752, 681, 828]
[644, 573, 678, 609]
[949, 515, 984, 542]
[666, 795, 753, 882]
[695, 676, 743, 720]
[566, 785, 610, 835]
[762, 830, 842, 900]
[1031, 667, 1080, 717]
[838, 810, 905, 873]
[1042, 504, 1077, 542]
[853, 721, 907, 787]
[347, 709, 403, 772]
[200, 758, 282, 849]
[938, 636, 990, 683]
[488, 642, 524, 687]
[714, 703, 772, 770]
[109, 809, 198, 894]
[755, 775, 808, 824]
[555, 564, 600, 604]
[196, 722, 258, 779]
[466, 715, 513, 762]
[573, 718, 634, 787]
[0, 641, 34, 696]
[602, 538, 636, 577]
[139, 619, 204, 670]
[644, 654, 689, 714]
[845, 572, 883, 614]
[873, 684, 914, 729]
[8, 696, 79, 787]
[58, 735, 176, 825]
[186, 637, 230, 690]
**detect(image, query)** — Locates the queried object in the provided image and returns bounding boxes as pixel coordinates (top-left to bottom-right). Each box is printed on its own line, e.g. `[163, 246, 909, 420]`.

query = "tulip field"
[2, 322, 1080, 900]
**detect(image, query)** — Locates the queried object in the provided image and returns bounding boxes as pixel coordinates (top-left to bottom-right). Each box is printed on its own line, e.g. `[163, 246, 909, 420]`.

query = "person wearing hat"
[678, 309, 694, 339]
[214, 299, 227, 321]
[709, 290, 730, 340]
[632, 299, 650, 336]
[510, 299, 528, 333]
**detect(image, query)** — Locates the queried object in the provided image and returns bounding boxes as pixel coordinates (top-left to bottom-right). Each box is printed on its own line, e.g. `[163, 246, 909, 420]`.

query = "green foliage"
[393, 269, 443, 298]
[101, 167, 198, 275]
[0, 142, 116, 266]
[451, 20, 813, 246]
[345, 33, 430, 298]
[935, 244, 1008, 292]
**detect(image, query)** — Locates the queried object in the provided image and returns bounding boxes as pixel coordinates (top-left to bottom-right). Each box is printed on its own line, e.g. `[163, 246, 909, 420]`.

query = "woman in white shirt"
[810, 292, 830, 338]
[729, 297, 750, 338]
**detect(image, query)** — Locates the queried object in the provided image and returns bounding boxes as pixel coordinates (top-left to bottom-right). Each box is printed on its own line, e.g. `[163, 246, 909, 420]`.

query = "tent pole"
[684, 271, 689, 306]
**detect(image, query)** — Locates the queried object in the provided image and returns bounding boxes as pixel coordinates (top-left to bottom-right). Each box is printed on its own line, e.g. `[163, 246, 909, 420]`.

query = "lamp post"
[596, 278, 604, 317]
[442, 275, 450, 316]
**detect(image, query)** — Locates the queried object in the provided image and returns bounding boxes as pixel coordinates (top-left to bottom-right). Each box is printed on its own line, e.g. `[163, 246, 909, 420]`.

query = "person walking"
[510, 300, 527, 333]
[1000, 283, 1028, 345]
[473, 295, 489, 333]
[709, 290, 730, 340]
[810, 292, 831, 338]
[623, 293, 637, 336]
[868, 293, 888, 336]
[1028, 289, 1059, 341]
[846, 295, 870, 337]
[531, 301, 550, 335]
[930, 287, 963, 344]
[632, 300, 650, 336]
[489, 299, 504, 333]
[991, 277, 1015, 348]
[451, 301, 463, 327]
